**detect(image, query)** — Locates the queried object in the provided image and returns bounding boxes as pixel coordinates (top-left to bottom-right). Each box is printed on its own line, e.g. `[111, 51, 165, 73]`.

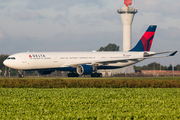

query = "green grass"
[1, 88, 180, 119]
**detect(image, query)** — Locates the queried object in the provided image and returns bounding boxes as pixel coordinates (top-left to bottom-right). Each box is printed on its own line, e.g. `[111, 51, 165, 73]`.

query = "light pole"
[9, 68, 11, 77]
[154, 63, 155, 76]
[4, 66, 7, 76]
[172, 60, 174, 77]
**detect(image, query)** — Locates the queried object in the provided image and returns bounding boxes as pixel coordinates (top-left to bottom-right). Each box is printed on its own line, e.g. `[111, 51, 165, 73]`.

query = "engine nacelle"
[37, 70, 54, 75]
[76, 65, 93, 75]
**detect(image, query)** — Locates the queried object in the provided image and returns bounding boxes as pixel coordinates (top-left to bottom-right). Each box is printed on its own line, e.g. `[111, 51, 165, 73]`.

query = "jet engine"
[37, 70, 54, 75]
[76, 65, 93, 75]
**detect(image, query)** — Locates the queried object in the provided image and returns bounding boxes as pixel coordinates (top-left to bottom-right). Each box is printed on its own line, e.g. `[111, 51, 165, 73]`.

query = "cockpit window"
[6, 57, 16, 60]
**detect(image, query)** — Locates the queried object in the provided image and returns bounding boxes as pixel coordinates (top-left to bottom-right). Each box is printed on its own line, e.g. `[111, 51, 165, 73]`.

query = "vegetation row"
[1, 88, 180, 119]
[1, 77, 180, 88]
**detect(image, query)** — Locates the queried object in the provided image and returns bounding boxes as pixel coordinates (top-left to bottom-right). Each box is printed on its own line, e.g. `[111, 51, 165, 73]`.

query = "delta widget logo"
[29, 54, 46, 59]
[29, 55, 32, 59]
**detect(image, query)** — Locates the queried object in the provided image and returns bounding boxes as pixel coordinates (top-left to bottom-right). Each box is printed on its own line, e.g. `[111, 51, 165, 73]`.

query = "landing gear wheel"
[91, 73, 102, 77]
[18, 74, 24, 78]
[67, 73, 79, 77]
[18, 70, 24, 78]
[91, 73, 95, 77]
[98, 73, 102, 77]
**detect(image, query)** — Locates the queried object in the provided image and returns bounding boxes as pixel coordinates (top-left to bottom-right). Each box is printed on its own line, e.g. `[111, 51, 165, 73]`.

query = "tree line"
[134, 62, 180, 71]
[98, 43, 119, 51]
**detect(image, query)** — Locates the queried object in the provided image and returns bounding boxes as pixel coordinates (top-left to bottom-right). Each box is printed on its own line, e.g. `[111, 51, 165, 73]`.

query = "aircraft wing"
[62, 51, 178, 68]
[62, 58, 140, 68]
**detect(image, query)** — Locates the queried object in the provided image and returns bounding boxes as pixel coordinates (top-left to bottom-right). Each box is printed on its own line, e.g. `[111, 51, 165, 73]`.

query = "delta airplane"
[3, 25, 177, 77]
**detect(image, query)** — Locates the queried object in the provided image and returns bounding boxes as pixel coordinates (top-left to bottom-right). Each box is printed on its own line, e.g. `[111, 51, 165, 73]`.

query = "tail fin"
[130, 25, 157, 52]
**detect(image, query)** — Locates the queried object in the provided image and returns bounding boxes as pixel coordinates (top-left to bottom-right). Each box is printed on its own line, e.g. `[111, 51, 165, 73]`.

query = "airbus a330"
[3, 25, 177, 77]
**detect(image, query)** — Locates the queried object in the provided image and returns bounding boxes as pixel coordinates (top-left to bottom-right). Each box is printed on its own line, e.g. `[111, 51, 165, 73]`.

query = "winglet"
[169, 51, 178, 56]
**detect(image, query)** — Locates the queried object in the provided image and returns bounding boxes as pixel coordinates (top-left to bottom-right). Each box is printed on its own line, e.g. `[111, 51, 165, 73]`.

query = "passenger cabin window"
[89, 57, 95, 59]
[70, 57, 77, 59]
[80, 57, 88, 59]
[60, 57, 68, 59]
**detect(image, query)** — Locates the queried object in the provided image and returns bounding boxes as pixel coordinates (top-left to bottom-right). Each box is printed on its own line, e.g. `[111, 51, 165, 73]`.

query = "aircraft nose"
[3, 60, 7, 66]
[3, 60, 13, 68]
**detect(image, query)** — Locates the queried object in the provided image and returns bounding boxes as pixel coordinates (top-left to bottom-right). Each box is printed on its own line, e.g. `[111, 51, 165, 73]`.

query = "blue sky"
[0, 0, 179, 66]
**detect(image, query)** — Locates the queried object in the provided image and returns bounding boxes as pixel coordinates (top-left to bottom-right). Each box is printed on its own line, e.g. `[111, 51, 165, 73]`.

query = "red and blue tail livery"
[130, 25, 157, 52]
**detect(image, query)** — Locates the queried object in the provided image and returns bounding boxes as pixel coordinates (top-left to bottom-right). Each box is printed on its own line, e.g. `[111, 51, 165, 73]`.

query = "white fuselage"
[3, 51, 147, 71]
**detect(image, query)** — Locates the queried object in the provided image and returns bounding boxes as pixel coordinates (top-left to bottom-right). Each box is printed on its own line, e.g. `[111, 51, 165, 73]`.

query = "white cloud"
[14, 11, 45, 21]
[158, 27, 180, 40]
[0, 28, 6, 42]
[53, 14, 69, 26]
[73, 9, 119, 27]
[0, 0, 12, 3]
[26, 0, 104, 11]
[138, 0, 180, 18]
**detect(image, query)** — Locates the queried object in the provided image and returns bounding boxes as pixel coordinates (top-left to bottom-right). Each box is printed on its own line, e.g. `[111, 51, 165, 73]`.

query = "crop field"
[1, 88, 180, 119]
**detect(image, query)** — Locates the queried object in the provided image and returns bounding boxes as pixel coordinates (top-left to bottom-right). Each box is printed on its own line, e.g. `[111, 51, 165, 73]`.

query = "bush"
[0, 77, 180, 88]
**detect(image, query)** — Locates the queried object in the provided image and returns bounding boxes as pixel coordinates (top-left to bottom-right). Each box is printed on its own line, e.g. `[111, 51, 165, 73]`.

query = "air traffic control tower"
[117, 0, 137, 51]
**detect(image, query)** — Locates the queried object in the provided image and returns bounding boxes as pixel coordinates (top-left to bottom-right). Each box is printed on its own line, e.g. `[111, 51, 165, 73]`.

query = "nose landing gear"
[18, 70, 24, 78]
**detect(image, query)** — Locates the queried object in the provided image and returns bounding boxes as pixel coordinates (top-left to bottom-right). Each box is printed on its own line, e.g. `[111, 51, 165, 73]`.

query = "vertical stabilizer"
[130, 25, 157, 52]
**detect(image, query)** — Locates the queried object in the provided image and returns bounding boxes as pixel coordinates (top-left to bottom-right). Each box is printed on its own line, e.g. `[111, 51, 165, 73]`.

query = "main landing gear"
[67, 72, 102, 77]
[91, 73, 102, 77]
[18, 70, 24, 78]
[67, 72, 79, 77]
[91, 64, 102, 77]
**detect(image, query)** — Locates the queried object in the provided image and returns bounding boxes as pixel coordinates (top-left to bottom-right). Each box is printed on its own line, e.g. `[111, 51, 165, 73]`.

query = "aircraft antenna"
[134, 0, 136, 9]
[119, 0, 121, 9]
